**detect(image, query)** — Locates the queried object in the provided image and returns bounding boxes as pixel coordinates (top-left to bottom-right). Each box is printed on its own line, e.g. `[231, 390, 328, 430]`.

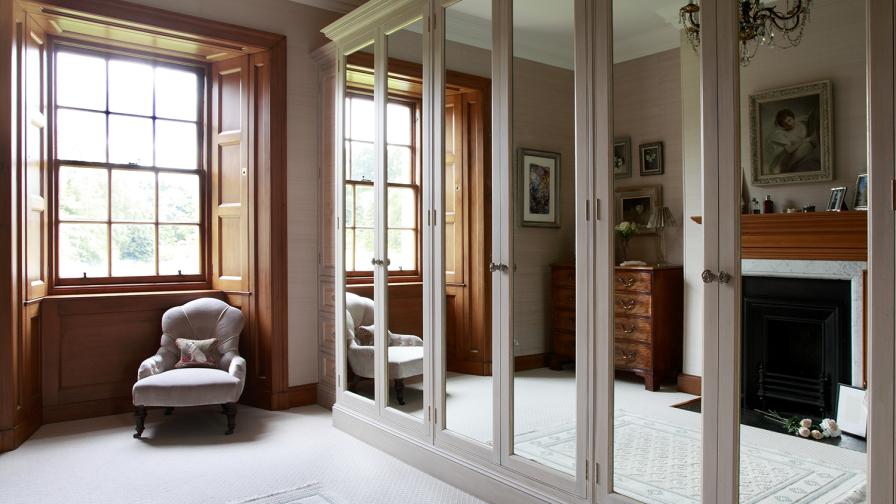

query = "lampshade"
[647, 206, 676, 230]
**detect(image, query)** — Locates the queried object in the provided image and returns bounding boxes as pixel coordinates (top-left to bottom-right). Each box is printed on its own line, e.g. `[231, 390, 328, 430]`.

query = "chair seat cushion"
[133, 368, 241, 407]
[387, 346, 423, 380]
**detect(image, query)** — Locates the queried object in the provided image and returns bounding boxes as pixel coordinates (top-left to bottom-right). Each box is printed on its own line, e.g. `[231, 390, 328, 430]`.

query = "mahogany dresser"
[549, 263, 683, 391]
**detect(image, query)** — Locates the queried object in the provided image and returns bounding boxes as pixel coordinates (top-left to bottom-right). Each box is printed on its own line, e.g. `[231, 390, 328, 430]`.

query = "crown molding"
[321, 0, 422, 48]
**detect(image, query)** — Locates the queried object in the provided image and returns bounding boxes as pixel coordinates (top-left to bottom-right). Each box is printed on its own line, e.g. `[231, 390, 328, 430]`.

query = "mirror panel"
[610, 1, 702, 500]
[343, 42, 377, 404]
[442, 0, 494, 446]
[735, 0, 868, 500]
[386, 18, 426, 418]
[510, 0, 577, 476]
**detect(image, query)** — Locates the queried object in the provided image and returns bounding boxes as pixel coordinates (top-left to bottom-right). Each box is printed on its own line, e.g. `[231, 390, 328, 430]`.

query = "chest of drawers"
[549, 264, 683, 391]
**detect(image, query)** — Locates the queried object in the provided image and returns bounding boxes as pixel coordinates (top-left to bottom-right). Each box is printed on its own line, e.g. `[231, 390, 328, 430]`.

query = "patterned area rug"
[515, 412, 866, 503]
[232, 483, 343, 504]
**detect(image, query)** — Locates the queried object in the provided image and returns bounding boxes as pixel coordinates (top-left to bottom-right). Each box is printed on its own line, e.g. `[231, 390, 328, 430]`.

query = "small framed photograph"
[853, 174, 868, 210]
[836, 384, 867, 438]
[827, 186, 848, 212]
[613, 137, 632, 179]
[639, 142, 664, 176]
[518, 148, 560, 228]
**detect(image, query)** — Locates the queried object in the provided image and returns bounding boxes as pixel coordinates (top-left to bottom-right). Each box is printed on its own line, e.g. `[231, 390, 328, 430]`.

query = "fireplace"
[742, 276, 851, 418]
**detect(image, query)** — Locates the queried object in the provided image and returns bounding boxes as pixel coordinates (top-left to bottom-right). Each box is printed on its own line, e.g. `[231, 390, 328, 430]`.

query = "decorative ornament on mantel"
[680, 0, 814, 66]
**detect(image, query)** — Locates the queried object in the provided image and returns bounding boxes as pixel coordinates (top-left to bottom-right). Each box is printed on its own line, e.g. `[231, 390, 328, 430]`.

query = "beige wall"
[740, 0, 866, 211]
[512, 58, 576, 357]
[128, 0, 340, 387]
[613, 49, 683, 266]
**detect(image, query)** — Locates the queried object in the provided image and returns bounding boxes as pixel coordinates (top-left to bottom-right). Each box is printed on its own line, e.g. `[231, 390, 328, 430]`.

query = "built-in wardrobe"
[316, 1, 896, 502]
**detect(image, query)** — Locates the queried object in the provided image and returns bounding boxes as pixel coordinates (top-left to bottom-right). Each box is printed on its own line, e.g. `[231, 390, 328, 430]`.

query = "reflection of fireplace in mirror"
[742, 275, 851, 418]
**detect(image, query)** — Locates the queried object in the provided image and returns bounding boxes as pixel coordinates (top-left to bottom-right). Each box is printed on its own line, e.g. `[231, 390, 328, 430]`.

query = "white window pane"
[388, 186, 415, 228]
[387, 102, 412, 145]
[159, 173, 199, 223]
[387, 229, 415, 271]
[56, 52, 105, 110]
[59, 223, 108, 278]
[159, 225, 200, 275]
[387, 145, 412, 183]
[56, 109, 106, 162]
[355, 228, 375, 269]
[354, 185, 375, 227]
[111, 224, 155, 276]
[58, 166, 108, 221]
[111, 170, 155, 222]
[349, 96, 374, 141]
[344, 185, 354, 228]
[344, 230, 355, 271]
[109, 115, 153, 165]
[155, 120, 197, 169]
[349, 141, 375, 181]
[156, 66, 198, 121]
[108, 59, 153, 116]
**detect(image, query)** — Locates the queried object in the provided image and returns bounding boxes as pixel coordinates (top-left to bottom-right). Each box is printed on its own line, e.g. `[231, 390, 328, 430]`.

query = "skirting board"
[677, 373, 702, 396]
[287, 384, 318, 408]
[514, 353, 548, 372]
[332, 405, 587, 504]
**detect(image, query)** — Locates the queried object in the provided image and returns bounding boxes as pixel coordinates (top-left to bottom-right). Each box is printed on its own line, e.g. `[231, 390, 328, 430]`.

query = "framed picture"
[853, 174, 868, 210]
[639, 142, 664, 176]
[749, 80, 833, 185]
[614, 185, 662, 234]
[613, 137, 632, 179]
[836, 384, 867, 438]
[827, 186, 848, 212]
[518, 148, 560, 227]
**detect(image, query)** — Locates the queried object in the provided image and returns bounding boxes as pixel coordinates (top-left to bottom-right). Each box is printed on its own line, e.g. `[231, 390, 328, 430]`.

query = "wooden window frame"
[344, 91, 423, 285]
[48, 40, 209, 292]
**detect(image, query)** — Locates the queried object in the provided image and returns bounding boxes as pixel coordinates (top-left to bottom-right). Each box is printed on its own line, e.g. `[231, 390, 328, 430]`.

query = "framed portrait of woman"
[749, 80, 833, 185]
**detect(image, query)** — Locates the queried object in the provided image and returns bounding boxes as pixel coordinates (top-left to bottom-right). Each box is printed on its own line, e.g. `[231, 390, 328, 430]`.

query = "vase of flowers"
[615, 221, 639, 264]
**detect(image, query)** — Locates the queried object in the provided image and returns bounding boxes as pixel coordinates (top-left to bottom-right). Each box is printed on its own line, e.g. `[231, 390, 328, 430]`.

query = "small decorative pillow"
[356, 325, 375, 346]
[175, 338, 218, 369]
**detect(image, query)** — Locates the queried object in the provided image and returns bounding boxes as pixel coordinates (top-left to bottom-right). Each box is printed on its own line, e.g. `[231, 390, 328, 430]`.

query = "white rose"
[799, 418, 812, 429]
[821, 418, 841, 438]
[811, 430, 823, 440]
[798, 427, 810, 437]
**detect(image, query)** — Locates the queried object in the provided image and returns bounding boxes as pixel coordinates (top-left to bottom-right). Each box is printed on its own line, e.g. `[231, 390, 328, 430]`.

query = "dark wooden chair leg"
[223, 403, 237, 435]
[394, 378, 406, 405]
[133, 406, 147, 438]
[164, 407, 174, 416]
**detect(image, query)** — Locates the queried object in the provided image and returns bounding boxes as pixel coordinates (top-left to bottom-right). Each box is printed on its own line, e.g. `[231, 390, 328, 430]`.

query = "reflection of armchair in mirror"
[344, 292, 423, 405]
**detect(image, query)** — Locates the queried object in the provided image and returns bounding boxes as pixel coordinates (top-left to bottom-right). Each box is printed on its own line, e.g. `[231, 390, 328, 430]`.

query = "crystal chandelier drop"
[680, 0, 813, 66]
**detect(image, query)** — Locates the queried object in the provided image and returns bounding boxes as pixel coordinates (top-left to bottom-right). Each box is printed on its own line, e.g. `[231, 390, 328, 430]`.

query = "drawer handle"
[621, 324, 635, 334]
[621, 350, 636, 361]
[618, 276, 636, 288]
[619, 299, 636, 311]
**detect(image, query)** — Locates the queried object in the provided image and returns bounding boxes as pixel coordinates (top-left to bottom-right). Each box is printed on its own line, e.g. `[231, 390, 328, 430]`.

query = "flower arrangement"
[615, 221, 639, 263]
[758, 410, 842, 440]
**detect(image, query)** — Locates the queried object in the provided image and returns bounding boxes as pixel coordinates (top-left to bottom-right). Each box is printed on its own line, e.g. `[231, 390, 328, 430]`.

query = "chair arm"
[389, 332, 424, 347]
[223, 352, 247, 384]
[137, 349, 177, 380]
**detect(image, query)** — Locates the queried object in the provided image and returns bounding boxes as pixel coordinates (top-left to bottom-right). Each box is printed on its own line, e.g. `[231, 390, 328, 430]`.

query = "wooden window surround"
[49, 42, 208, 291]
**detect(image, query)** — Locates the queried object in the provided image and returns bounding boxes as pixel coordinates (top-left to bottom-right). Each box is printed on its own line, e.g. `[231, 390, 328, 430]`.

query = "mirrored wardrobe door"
[437, 0, 495, 450]
[341, 41, 379, 408]
[734, 0, 869, 500]
[384, 16, 428, 423]
[608, 0, 704, 500]
[507, 0, 584, 490]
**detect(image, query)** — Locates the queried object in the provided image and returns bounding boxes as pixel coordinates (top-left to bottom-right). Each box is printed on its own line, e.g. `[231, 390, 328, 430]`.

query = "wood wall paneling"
[40, 291, 222, 423]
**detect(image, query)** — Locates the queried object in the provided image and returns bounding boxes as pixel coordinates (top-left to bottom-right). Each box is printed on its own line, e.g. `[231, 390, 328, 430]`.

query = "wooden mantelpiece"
[741, 211, 867, 261]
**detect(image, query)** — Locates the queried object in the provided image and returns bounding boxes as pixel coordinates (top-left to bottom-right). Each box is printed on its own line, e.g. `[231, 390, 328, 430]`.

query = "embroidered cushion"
[356, 325, 375, 346]
[175, 338, 218, 369]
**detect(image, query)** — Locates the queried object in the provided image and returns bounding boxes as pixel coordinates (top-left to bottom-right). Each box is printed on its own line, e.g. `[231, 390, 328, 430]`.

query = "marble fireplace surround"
[741, 259, 866, 387]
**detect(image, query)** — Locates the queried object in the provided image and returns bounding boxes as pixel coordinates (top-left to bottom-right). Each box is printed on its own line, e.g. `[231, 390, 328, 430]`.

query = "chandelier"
[680, 0, 813, 66]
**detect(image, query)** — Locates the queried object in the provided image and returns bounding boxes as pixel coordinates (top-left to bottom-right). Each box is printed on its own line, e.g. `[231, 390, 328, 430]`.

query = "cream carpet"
[0, 405, 483, 504]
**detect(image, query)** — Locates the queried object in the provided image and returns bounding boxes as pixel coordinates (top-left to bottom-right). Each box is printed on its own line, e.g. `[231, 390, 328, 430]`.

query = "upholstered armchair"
[132, 297, 246, 438]
[345, 292, 423, 405]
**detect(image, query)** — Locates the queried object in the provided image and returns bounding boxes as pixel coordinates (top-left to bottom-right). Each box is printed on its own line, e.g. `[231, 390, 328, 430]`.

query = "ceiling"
[302, 0, 686, 66]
